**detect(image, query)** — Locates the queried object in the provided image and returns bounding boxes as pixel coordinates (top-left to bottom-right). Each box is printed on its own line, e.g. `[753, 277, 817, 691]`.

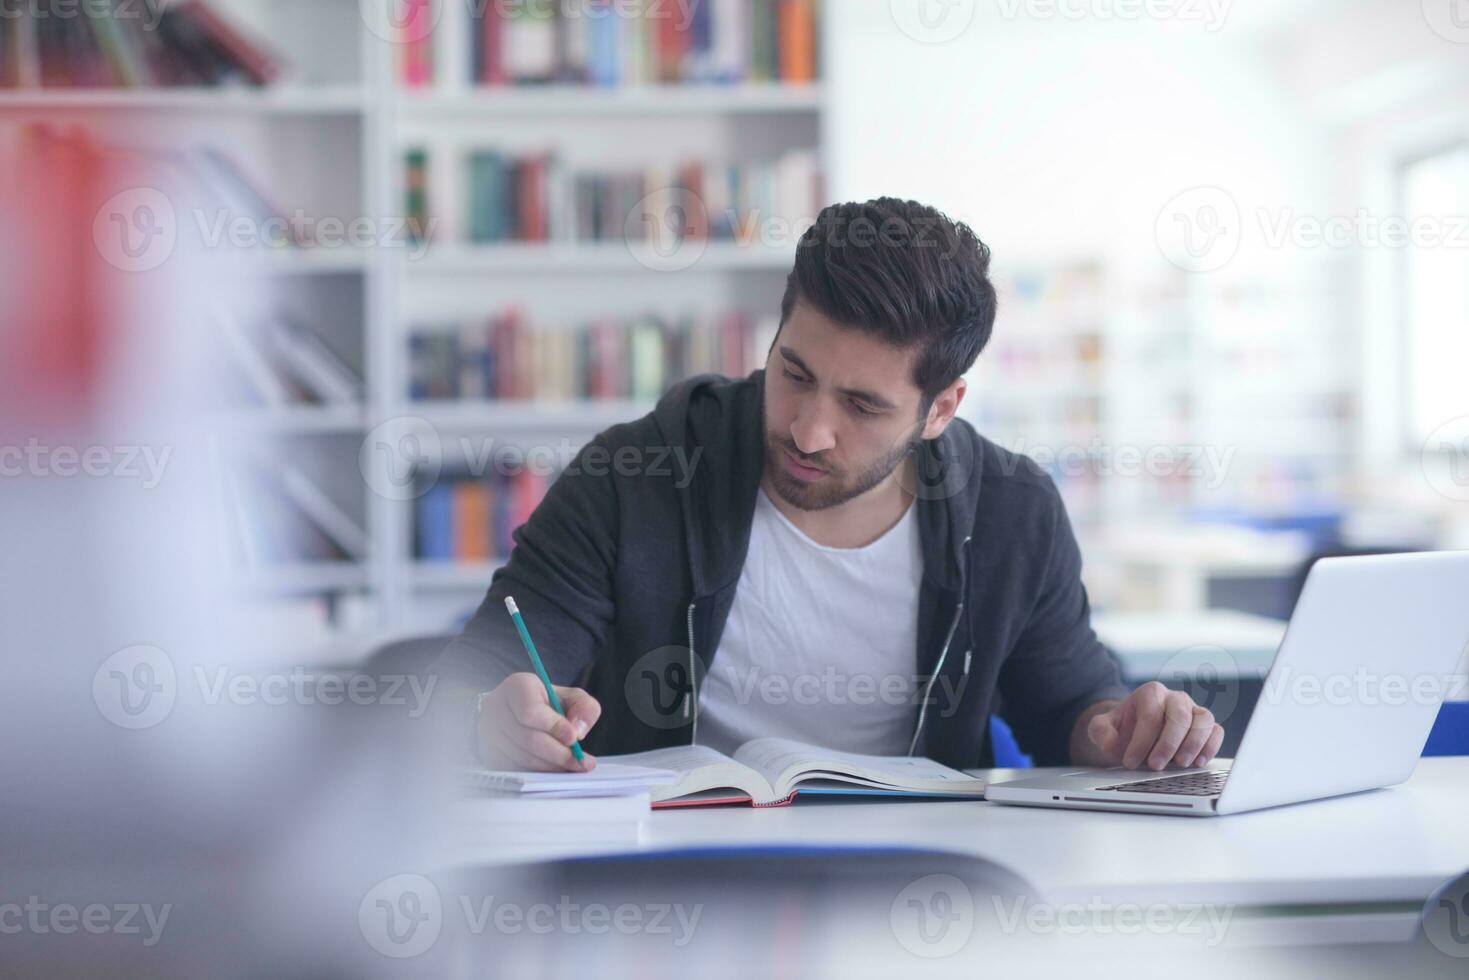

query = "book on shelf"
[259, 319, 363, 405]
[1, 0, 287, 90]
[451, 0, 818, 89]
[220, 460, 366, 568]
[408, 308, 776, 402]
[277, 464, 370, 561]
[405, 148, 431, 244]
[398, 0, 435, 87]
[416, 470, 553, 564]
[215, 305, 363, 408]
[436, 148, 821, 246]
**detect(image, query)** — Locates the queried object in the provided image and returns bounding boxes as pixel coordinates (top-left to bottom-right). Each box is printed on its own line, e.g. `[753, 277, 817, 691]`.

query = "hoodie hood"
[652, 369, 982, 599]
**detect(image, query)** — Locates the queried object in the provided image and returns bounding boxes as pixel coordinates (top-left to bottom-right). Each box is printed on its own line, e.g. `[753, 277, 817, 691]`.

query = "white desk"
[451, 757, 1469, 947]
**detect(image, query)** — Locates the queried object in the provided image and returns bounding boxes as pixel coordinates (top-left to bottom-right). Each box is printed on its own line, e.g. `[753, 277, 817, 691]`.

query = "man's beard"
[764, 426, 924, 512]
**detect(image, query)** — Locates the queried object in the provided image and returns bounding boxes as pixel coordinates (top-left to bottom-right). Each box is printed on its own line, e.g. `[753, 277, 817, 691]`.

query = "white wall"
[824, 5, 1332, 286]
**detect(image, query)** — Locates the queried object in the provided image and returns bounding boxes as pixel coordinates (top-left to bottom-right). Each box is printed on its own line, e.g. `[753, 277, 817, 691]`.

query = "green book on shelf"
[89, 6, 148, 88]
[630, 317, 666, 402]
[468, 151, 511, 243]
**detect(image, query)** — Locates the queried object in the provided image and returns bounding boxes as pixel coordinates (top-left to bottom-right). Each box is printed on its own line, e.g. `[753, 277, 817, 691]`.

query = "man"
[439, 197, 1224, 775]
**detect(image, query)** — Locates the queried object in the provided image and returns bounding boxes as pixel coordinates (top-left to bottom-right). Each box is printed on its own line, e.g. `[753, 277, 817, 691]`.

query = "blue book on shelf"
[587, 6, 619, 87]
[418, 483, 455, 561]
[687, 0, 712, 81]
[492, 474, 513, 556]
[407, 333, 430, 400]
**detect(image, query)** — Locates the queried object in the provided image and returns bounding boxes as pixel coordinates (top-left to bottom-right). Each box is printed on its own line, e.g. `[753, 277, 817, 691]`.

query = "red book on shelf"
[721, 311, 751, 376]
[511, 470, 545, 532]
[480, 2, 506, 85]
[401, 0, 434, 87]
[587, 319, 616, 399]
[657, 3, 688, 83]
[492, 313, 512, 399]
[522, 155, 549, 243]
[677, 162, 708, 240]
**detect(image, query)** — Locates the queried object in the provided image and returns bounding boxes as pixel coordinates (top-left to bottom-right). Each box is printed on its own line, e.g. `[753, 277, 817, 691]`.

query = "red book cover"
[492, 313, 513, 399]
[401, 0, 433, 87]
[480, 2, 505, 85]
[524, 156, 549, 243]
[657, 4, 688, 83]
[512, 469, 544, 531]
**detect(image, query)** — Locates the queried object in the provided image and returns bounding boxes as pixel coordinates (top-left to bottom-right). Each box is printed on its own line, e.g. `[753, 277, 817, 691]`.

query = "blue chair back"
[989, 714, 1033, 769]
[1423, 701, 1469, 756]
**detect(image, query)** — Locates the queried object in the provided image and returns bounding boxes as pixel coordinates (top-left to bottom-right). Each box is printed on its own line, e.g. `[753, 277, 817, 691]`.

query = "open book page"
[732, 737, 987, 800]
[606, 745, 775, 803]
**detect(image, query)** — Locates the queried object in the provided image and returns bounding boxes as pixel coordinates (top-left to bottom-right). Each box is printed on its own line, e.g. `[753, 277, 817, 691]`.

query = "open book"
[606, 737, 987, 808]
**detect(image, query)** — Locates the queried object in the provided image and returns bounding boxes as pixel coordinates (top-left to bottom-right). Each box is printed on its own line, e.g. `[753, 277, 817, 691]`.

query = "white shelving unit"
[369, 5, 828, 631]
[6, 0, 834, 631]
[406, 241, 799, 275]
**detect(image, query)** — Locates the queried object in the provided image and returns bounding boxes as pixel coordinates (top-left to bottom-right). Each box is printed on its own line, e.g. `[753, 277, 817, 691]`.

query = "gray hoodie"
[437, 369, 1128, 767]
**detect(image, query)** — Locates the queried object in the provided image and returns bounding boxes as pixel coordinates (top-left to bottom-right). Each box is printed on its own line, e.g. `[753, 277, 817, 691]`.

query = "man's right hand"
[474, 673, 601, 772]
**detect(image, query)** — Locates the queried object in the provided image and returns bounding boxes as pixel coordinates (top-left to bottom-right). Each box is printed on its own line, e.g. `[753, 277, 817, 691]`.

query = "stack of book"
[444, 0, 818, 89]
[0, 0, 286, 89]
[440, 148, 821, 245]
[408, 308, 776, 402]
[415, 470, 553, 564]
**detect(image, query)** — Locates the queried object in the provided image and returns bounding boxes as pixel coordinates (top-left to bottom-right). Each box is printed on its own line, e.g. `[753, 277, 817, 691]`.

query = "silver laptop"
[986, 551, 1469, 816]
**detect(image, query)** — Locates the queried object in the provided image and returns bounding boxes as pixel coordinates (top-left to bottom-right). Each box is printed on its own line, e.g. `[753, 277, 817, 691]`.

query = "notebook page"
[465, 763, 677, 795]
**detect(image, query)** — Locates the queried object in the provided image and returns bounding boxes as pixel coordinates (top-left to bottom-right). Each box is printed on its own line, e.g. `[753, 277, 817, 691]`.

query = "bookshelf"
[396, 82, 823, 115]
[0, 0, 825, 631]
[966, 260, 1356, 614]
[4, 1, 820, 632]
[375, 0, 826, 629]
[0, 0, 381, 633]
[407, 241, 799, 274]
[0, 86, 366, 113]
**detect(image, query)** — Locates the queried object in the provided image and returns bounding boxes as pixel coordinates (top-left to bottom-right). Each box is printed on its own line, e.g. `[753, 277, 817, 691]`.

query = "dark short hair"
[778, 198, 997, 407]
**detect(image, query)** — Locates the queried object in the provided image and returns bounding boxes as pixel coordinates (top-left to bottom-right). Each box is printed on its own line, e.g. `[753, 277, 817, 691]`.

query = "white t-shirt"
[696, 486, 924, 756]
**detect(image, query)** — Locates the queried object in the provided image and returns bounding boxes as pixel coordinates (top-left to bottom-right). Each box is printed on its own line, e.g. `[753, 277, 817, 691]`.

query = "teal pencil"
[504, 596, 587, 765]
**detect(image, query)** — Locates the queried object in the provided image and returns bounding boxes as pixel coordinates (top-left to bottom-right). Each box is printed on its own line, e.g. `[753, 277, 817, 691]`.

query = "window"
[1401, 142, 1469, 447]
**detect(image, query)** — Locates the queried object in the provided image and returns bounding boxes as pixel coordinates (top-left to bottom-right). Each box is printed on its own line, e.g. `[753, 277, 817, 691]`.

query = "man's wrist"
[449, 687, 493, 767]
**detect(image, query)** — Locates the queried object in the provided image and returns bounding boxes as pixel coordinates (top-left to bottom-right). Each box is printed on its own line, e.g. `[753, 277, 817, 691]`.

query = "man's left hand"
[1085, 682, 1225, 770]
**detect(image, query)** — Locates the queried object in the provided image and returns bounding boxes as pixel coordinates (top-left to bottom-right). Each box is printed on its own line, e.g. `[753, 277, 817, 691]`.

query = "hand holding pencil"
[469, 597, 601, 772]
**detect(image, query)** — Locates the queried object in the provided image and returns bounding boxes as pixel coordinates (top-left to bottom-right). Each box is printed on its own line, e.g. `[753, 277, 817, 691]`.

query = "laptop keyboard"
[1093, 770, 1229, 797]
